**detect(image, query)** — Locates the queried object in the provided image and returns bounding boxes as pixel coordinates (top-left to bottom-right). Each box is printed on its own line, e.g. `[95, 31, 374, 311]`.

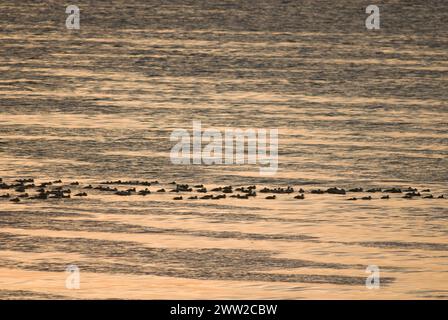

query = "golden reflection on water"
[0, 0, 447, 300]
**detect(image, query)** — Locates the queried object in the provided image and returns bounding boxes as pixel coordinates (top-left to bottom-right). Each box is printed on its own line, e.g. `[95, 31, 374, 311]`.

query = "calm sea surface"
[0, 0, 447, 299]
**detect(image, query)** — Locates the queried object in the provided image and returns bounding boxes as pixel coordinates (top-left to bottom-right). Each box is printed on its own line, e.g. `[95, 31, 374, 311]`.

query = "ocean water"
[0, 0, 447, 299]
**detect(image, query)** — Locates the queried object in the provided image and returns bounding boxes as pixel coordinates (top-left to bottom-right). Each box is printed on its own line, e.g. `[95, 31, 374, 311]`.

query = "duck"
[188, 196, 198, 200]
[138, 189, 151, 196]
[10, 198, 20, 203]
[231, 194, 249, 199]
[361, 196, 372, 200]
[438, 195, 445, 199]
[31, 192, 48, 200]
[222, 186, 233, 193]
[247, 191, 256, 197]
[173, 196, 183, 200]
[383, 188, 401, 193]
[15, 186, 26, 193]
[197, 188, 207, 193]
[200, 195, 214, 199]
[294, 194, 305, 199]
[265, 195, 276, 200]
[367, 188, 382, 193]
[310, 189, 324, 194]
[326, 187, 346, 195]
[404, 192, 421, 198]
[0, 193, 10, 198]
[349, 188, 363, 192]
[381, 195, 390, 199]
[176, 184, 192, 192]
[75, 192, 88, 197]
[347, 197, 357, 201]
[298, 188, 305, 193]
[115, 190, 132, 196]
[38, 182, 52, 188]
[70, 182, 79, 185]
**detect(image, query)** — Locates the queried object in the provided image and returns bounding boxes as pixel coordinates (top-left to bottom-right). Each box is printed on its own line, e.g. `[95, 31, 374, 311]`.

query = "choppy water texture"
[0, 0, 447, 299]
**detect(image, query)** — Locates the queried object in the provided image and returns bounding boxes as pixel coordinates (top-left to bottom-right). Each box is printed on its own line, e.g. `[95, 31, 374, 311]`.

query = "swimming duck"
[173, 196, 183, 200]
[381, 195, 390, 199]
[0, 193, 10, 198]
[265, 195, 276, 200]
[347, 197, 357, 201]
[38, 182, 52, 188]
[176, 184, 192, 192]
[247, 191, 256, 197]
[383, 188, 401, 193]
[15, 186, 26, 193]
[294, 194, 305, 199]
[32, 192, 48, 200]
[157, 188, 166, 193]
[349, 188, 363, 192]
[94, 186, 117, 192]
[138, 189, 151, 196]
[188, 196, 198, 200]
[10, 198, 20, 203]
[115, 190, 132, 196]
[326, 187, 346, 195]
[404, 192, 421, 198]
[222, 186, 233, 193]
[361, 196, 372, 200]
[231, 194, 249, 199]
[75, 192, 88, 197]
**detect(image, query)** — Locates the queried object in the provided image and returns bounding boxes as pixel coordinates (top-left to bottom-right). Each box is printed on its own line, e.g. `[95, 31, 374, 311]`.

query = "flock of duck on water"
[0, 177, 446, 203]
